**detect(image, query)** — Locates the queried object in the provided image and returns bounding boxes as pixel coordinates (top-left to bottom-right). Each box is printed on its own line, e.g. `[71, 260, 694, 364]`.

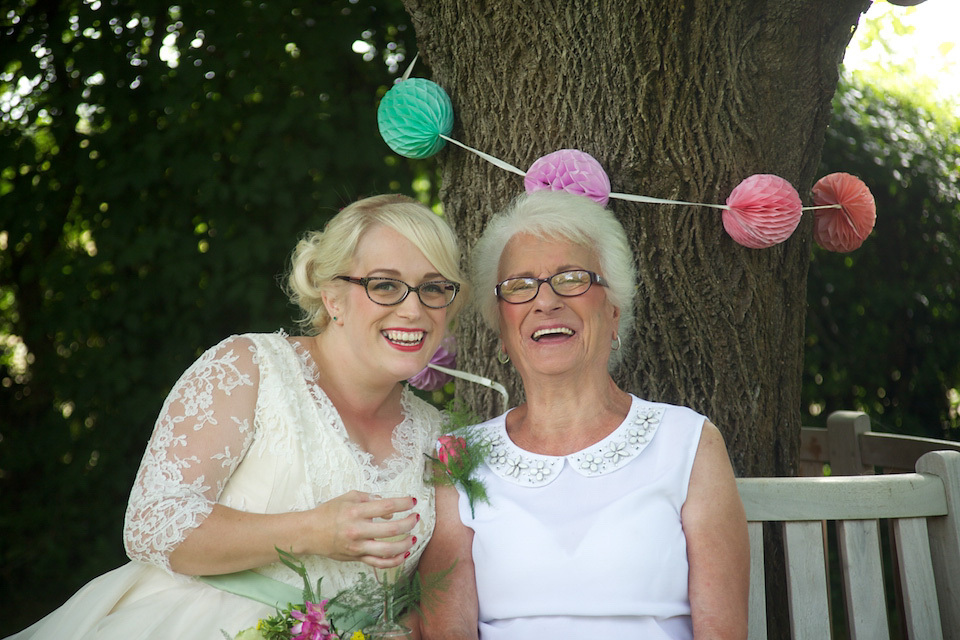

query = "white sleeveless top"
[457, 395, 705, 640]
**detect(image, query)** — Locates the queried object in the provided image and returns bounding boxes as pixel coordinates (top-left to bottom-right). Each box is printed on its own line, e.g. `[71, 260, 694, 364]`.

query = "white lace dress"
[8, 332, 441, 640]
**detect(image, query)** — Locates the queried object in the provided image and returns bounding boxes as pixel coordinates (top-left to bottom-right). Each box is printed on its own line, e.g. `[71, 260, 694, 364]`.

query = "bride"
[7, 194, 466, 640]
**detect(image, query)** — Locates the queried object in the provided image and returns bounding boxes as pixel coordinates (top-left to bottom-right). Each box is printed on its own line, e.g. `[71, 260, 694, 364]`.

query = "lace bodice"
[122, 332, 441, 590]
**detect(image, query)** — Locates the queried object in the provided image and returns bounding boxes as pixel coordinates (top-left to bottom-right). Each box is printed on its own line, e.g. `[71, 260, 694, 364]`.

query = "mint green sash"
[199, 571, 376, 633]
[200, 571, 302, 608]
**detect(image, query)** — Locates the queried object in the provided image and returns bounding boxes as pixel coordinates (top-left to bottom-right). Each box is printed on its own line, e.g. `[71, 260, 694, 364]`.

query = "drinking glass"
[366, 492, 418, 639]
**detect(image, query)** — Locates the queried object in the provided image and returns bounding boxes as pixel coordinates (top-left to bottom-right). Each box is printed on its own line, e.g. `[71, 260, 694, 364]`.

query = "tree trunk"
[402, 1, 867, 632]
[404, 0, 866, 474]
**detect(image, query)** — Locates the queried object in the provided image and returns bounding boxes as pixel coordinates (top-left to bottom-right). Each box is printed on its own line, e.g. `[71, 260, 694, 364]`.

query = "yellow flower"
[350, 632, 366, 640]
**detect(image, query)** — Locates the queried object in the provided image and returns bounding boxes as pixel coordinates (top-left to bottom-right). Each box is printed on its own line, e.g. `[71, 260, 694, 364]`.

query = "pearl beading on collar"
[484, 403, 664, 487]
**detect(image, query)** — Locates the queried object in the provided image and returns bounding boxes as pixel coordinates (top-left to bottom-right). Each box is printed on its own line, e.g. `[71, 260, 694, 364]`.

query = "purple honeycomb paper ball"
[524, 149, 612, 206]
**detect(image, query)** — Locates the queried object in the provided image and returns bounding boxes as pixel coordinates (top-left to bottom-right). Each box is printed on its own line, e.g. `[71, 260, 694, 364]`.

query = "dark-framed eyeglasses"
[495, 269, 608, 304]
[336, 276, 460, 309]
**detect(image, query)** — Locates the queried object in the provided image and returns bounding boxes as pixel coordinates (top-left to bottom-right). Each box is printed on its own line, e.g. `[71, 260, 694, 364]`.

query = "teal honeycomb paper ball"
[377, 78, 454, 159]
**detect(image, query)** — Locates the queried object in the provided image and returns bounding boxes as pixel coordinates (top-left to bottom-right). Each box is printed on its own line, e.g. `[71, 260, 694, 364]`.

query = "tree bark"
[401, 5, 867, 633]
[403, 0, 866, 477]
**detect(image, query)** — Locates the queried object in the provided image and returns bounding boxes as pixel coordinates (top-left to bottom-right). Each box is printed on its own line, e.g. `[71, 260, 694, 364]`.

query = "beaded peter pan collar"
[484, 397, 664, 487]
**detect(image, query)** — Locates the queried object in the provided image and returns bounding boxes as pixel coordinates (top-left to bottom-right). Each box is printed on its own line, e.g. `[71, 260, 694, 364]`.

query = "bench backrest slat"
[836, 519, 889, 640]
[783, 521, 831, 640]
[894, 517, 943, 638]
[746, 521, 767, 640]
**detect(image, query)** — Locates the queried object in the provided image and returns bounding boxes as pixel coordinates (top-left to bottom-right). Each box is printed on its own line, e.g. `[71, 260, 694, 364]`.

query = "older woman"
[8, 194, 466, 640]
[418, 190, 748, 639]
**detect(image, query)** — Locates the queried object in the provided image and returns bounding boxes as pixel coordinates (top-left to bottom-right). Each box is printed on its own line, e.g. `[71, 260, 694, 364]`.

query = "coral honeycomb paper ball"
[811, 173, 876, 252]
[722, 174, 803, 249]
[524, 149, 612, 206]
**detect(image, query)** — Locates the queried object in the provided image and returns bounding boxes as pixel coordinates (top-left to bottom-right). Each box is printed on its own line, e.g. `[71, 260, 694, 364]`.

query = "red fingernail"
[412, 536, 418, 544]
[404, 551, 411, 559]
[412, 497, 417, 506]
[416, 513, 421, 522]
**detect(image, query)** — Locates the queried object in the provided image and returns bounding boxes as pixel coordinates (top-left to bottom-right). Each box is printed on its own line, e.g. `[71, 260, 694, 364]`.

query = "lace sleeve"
[123, 335, 260, 573]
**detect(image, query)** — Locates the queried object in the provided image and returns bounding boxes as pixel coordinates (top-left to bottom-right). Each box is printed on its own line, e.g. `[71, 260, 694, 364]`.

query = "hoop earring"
[496, 349, 510, 364]
[611, 334, 622, 352]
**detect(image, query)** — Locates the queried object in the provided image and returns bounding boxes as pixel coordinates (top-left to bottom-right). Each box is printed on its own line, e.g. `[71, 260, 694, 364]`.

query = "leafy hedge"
[0, 1, 419, 633]
[806, 79, 960, 438]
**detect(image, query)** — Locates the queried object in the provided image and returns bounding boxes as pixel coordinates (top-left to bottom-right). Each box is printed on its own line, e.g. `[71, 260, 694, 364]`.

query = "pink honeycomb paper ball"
[811, 173, 876, 252]
[524, 149, 612, 206]
[722, 174, 803, 249]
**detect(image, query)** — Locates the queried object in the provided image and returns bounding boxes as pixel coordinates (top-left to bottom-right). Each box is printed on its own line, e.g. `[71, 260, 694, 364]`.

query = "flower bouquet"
[227, 549, 444, 640]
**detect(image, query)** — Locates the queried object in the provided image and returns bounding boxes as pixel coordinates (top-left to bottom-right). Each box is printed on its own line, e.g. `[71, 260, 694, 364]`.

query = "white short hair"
[471, 190, 636, 366]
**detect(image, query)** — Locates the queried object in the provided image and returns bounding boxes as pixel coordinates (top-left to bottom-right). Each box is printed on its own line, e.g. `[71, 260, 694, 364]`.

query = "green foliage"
[844, 1, 958, 120]
[252, 548, 377, 639]
[0, 0, 418, 634]
[804, 78, 960, 438]
[238, 548, 450, 639]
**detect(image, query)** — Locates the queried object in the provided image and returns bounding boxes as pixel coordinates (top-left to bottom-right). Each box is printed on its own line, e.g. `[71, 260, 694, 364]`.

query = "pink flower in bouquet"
[408, 334, 456, 391]
[437, 435, 467, 466]
[432, 430, 489, 517]
[290, 601, 336, 640]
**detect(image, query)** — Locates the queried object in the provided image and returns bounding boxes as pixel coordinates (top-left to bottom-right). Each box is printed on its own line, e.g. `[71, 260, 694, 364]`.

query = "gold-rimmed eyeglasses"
[495, 270, 608, 304]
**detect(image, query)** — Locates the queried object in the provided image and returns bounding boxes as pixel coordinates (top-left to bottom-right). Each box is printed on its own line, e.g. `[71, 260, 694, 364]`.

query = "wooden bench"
[738, 450, 960, 639]
[800, 410, 960, 476]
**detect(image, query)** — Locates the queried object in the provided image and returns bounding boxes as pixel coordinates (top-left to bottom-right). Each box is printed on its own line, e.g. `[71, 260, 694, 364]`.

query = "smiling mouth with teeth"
[382, 329, 425, 346]
[532, 327, 575, 341]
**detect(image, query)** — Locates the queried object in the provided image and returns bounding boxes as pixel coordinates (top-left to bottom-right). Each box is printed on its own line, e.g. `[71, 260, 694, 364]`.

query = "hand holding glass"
[368, 493, 419, 639]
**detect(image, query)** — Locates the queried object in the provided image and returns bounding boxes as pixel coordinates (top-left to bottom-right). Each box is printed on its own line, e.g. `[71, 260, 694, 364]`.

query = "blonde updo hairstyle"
[287, 194, 467, 334]
[471, 190, 637, 367]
